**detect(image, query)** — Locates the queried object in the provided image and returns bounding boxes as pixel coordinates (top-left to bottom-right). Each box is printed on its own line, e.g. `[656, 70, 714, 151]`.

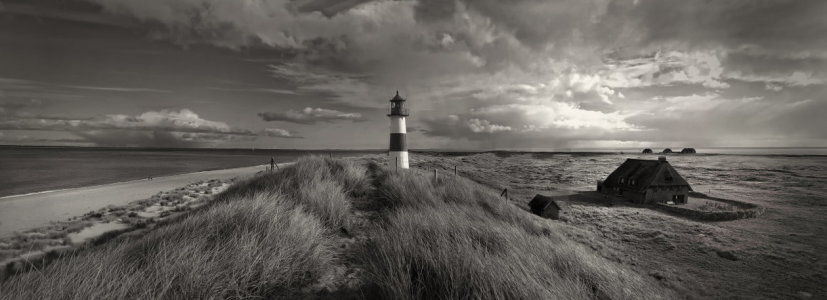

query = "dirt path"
[304, 162, 386, 299]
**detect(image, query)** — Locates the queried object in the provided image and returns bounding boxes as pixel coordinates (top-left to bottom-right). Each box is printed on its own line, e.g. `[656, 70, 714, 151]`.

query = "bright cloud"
[258, 107, 365, 124]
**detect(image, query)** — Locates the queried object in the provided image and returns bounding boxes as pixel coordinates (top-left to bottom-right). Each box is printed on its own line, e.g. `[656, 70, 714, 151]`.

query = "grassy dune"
[0, 156, 673, 299]
[362, 164, 672, 299]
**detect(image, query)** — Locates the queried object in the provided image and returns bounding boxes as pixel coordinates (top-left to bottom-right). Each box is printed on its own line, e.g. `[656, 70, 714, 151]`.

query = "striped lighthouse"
[388, 91, 409, 169]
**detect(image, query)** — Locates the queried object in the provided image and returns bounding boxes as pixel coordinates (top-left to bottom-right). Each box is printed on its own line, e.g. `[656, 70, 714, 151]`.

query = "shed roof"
[529, 194, 562, 211]
[602, 158, 692, 192]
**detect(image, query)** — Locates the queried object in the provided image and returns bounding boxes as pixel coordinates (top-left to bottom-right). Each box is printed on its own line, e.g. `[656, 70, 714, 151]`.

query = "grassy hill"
[0, 156, 673, 299]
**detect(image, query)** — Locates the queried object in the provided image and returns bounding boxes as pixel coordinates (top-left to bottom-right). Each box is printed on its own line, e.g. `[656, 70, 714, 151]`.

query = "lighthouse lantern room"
[388, 91, 409, 169]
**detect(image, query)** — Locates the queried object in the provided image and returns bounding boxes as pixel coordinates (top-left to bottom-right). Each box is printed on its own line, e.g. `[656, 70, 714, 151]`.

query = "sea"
[0, 146, 383, 197]
[1, 146, 825, 198]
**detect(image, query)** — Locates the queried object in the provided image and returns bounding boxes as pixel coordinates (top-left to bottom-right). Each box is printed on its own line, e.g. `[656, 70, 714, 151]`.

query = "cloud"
[8, 0, 827, 148]
[262, 128, 303, 139]
[602, 51, 729, 89]
[423, 102, 637, 143]
[61, 85, 170, 93]
[466, 118, 511, 133]
[725, 71, 825, 88]
[258, 107, 365, 124]
[207, 87, 301, 95]
[0, 108, 272, 147]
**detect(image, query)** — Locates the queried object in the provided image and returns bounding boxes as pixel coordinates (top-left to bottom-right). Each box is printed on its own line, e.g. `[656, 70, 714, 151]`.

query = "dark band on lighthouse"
[390, 133, 406, 151]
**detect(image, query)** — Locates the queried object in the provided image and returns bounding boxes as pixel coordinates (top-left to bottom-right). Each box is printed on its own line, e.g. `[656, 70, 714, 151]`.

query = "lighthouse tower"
[388, 91, 409, 169]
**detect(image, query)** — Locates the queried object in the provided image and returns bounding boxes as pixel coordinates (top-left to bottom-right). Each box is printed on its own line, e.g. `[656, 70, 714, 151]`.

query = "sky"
[0, 0, 825, 150]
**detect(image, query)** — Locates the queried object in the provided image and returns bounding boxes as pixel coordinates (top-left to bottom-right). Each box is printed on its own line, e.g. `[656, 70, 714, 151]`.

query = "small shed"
[529, 194, 563, 220]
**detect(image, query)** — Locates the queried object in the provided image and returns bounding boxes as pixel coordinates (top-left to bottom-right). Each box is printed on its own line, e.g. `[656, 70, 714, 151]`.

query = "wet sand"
[0, 164, 268, 237]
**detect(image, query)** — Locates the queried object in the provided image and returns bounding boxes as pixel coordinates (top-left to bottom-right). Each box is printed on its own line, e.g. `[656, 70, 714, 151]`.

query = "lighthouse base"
[389, 151, 409, 169]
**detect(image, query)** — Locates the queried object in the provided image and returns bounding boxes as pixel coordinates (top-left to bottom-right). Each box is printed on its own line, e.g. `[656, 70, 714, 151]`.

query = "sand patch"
[68, 222, 130, 244]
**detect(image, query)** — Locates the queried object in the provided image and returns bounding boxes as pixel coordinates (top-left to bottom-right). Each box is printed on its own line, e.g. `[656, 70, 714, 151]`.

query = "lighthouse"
[388, 91, 409, 169]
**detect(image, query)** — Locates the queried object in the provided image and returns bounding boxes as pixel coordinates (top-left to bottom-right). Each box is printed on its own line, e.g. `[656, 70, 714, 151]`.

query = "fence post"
[454, 166, 457, 176]
[433, 169, 438, 181]
[395, 157, 398, 172]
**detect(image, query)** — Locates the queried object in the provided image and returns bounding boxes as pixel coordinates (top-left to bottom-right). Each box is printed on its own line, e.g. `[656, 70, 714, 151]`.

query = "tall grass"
[0, 193, 334, 299]
[0, 156, 365, 299]
[1, 157, 674, 299]
[363, 167, 675, 299]
[215, 156, 369, 230]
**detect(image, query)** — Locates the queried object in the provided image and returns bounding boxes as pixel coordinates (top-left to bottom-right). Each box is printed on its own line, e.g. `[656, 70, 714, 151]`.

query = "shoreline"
[1, 162, 296, 277]
[0, 164, 277, 237]
[0, 164, 266, 201]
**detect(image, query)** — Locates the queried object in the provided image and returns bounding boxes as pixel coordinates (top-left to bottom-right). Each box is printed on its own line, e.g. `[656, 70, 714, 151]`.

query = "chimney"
[658, 156, 667, 162]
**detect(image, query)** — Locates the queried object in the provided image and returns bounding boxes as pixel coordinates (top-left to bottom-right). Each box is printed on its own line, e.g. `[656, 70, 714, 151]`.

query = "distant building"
[680, 148, 697, 154]
[529, 194, 563, 220]
[662, 148, 673, 154]
[642, 148, 653, 154]
[597, 156, 692, 204]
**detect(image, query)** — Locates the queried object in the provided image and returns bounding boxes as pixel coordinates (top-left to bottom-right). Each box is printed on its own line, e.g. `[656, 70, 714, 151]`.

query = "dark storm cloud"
[598, 0, 827, 53]
[258, 107, 365, 124]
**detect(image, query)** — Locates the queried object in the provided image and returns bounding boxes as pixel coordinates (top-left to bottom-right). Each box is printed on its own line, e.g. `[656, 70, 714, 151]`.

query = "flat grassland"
[0, 156, 673, 299]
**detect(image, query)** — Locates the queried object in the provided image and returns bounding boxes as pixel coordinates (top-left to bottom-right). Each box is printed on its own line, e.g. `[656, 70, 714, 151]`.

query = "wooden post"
[454, 166, 457, 176]
[500, 188, 508, 203]
[395, 157, 398, 172]
[433, 169, 438, 181]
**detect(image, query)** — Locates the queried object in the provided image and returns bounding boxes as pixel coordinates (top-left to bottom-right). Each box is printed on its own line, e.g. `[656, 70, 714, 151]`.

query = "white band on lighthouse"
[390, 116, 407, 133]
[389, 151, 409, 169]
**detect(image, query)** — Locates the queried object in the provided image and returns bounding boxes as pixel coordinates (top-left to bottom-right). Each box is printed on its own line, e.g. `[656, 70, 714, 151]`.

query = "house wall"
[543, 207, 560, 220]
[644, 186, 690, 204]
[620, 189, 646, 203]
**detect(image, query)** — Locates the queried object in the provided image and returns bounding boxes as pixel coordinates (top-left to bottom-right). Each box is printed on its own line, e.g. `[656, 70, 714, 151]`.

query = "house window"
[630, 179, 636, 185]
[619, 178, 625, 184]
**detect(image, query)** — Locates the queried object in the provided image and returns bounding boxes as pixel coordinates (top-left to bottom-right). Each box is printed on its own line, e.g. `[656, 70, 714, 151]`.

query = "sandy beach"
[0, 164, 270, 237]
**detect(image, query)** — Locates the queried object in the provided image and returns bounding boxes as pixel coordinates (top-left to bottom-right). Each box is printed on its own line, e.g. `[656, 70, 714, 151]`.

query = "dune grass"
[362, 166, 674, 299]
[0, 156, 361, 299]
[1, 156, 674, 299]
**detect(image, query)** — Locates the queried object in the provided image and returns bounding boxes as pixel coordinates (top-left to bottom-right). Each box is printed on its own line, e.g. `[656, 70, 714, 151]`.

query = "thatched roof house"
[642, 148, 653, 154]
[662, 148, 673, 154]
[680, 148, 697, 154]
[597, 157, 692, 204]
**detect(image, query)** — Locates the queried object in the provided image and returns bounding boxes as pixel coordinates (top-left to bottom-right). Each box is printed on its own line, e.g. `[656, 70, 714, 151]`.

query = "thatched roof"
[601, 158, 692, 192]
